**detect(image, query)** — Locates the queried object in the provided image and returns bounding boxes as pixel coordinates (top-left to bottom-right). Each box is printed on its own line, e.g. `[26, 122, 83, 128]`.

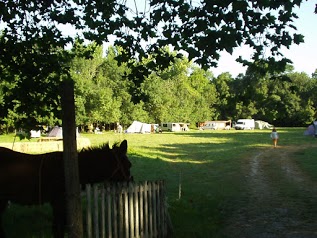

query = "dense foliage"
[70, 45, 317, 128]
[74, 46, 317, 128]
[0, 0, 309, 132]
[2, 44, 315, 132]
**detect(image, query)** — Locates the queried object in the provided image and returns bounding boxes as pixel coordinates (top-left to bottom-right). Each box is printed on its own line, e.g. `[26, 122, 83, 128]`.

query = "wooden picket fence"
[84, 181, 172, 238]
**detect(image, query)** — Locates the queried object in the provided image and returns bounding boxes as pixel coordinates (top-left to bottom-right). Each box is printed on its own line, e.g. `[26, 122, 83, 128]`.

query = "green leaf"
[293, 34, 305, 44]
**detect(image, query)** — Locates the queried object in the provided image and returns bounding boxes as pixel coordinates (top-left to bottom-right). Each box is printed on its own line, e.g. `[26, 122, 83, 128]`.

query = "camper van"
[234, 119, 255, 130]
[160, 123, 189, 132]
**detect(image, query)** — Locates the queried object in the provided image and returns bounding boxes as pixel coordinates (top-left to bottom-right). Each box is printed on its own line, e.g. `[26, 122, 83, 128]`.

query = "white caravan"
[234, 119, 255, 130]
[201, 120, 231, 130]
[160, 123, 189, 132]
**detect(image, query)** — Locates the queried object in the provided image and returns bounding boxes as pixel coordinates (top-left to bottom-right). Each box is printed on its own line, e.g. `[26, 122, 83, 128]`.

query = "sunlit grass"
[0, 127, 313, 237]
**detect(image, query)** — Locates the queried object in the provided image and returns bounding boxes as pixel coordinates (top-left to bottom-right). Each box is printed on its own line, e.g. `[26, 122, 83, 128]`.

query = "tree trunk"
[61, 79, 84, 238]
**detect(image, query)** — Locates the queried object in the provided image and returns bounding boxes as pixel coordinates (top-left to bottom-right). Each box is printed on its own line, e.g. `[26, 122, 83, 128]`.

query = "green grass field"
[1, 128, 317, 237]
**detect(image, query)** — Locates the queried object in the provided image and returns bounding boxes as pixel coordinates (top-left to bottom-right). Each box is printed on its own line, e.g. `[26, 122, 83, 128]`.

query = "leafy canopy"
[1, 0, 307, 67]
[0, 0, 309, 130]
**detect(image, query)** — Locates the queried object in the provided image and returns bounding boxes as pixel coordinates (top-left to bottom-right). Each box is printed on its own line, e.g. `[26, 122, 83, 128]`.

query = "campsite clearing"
[1, 128, 317, 237]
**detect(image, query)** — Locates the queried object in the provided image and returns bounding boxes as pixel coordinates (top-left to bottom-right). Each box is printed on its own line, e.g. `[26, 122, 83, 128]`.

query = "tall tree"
[212, 72, 235, 120]
[188, 66, 218, 122]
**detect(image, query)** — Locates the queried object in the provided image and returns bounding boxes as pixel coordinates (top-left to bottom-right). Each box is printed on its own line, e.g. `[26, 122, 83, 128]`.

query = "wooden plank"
[144, 181, 148, 237]
[162, 180, 169, 237]
[119, 183, 124, 238]
[86, 184, 92, 238]
[101, 187, 105, 238]
[160, 181, 165, 238]
[134, 184, 139, 237]
[105, 184, 112, 238]
[129, 183, 134, 238]
[93, 185, 99, 238]
[148, 182, 153, 236]
[157, 182, 162, 238]
[152, 182, 157, 237]
[124, 183, 129, 238]
[139, 183, 144, 238]
[112, 184, 118, 238]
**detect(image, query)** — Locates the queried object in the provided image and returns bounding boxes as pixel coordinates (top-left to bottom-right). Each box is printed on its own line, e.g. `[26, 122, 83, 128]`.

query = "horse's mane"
[79, 142, 121, 153]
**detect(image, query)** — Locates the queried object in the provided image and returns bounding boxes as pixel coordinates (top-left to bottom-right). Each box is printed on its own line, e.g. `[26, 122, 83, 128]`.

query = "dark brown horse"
[0, 140, 132, 238]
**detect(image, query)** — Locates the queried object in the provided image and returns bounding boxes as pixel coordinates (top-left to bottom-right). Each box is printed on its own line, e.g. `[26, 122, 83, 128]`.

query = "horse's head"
[109, 140, 133, 182]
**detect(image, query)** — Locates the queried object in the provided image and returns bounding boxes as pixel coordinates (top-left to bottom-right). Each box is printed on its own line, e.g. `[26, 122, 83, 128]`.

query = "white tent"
[47, 126, 63, 137]
[255, 120, 273, 129]
[125, 121, 152, 134]
[30, 130, 41, 138]
[47, 126, 79, 137]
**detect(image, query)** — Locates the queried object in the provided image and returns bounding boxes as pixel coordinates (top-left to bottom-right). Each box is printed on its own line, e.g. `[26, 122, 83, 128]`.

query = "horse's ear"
[120, 140, 128, 154]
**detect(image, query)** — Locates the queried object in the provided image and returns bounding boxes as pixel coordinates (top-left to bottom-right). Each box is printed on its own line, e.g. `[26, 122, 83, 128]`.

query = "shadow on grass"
[2, 128, 310, 238]
[126, 133, 262, 237]
[126, 129, 311, 237]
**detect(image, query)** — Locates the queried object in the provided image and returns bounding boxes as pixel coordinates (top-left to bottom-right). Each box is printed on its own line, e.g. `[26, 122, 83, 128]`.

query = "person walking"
[270, 127, 279, 148]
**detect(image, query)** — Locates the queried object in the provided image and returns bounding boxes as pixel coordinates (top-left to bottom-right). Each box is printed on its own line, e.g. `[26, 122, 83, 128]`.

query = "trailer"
[160, 122, 189, 132]
[234, 119, 255, 130]
[201, 120, 231, 130]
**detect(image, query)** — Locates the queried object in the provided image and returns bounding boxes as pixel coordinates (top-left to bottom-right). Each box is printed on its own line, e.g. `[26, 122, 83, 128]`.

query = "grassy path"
[220, 145, 317, 238]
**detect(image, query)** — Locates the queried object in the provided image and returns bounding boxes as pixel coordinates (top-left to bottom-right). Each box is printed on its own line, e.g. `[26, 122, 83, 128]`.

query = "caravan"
[201, 120, 231, 130]
[234, 119, 255, 130]
[160, 123, 189, 132]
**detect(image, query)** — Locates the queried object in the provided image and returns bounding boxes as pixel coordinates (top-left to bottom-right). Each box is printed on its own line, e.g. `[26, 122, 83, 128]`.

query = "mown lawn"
[1, 128, 316, 237]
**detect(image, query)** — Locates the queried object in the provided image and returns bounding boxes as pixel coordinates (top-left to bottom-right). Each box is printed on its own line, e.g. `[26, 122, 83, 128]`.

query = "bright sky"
[2, 1, 315, 77]
[212, 1, 317, 77]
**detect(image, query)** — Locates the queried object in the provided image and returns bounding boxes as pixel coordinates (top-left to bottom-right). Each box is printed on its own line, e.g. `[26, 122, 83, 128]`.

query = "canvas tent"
[47, 126, 79, 137]
[304, 125, 315, 136]
[255, 120, 273, 129]
[47, 126, 63, 137]
[125, 121, 152, 134]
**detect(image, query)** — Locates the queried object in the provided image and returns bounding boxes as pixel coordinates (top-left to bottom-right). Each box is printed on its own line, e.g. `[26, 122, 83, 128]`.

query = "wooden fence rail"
[84, 181, 171, 238]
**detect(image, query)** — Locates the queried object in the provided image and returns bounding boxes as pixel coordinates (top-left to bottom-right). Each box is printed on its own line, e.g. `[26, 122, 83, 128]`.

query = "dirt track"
[221, 145, 317, 238]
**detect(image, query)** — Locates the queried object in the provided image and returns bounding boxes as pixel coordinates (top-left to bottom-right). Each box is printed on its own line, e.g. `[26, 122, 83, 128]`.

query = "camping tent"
[47, 126, 63, 137]
[125, 121, 152, 133]
[255, 120, 273, 129]
[30, 130, 41, 138]
[304, 125, 315, 136]
[47, 126, 79, 137]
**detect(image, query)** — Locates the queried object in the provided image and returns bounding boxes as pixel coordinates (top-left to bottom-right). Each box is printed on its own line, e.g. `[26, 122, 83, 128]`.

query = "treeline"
[1, 43, 317, 132]
[71, 44, 317, 128]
